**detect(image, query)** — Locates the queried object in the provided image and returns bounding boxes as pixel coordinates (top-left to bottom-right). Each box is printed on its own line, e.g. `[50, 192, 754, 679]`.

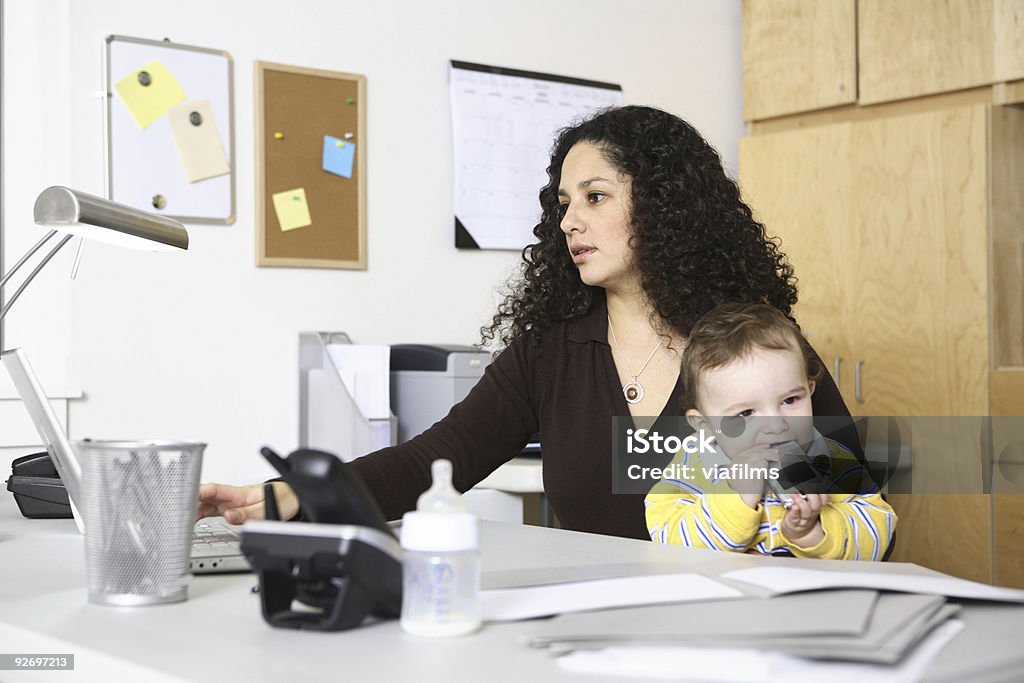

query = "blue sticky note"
[323, 135, 355, 179]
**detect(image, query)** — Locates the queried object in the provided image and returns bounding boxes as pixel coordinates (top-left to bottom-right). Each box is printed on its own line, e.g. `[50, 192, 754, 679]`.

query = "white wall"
[2, 0, 744, 483]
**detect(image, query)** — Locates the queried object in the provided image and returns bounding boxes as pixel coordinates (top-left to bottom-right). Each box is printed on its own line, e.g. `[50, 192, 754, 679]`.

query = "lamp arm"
[0, 233, 74, 323]
[0, 229, 58, 291]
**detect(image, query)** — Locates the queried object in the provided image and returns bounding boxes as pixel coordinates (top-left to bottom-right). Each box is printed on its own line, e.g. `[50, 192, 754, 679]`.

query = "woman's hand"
[780, 493, 828, 547]
[197, 481, 299, 524]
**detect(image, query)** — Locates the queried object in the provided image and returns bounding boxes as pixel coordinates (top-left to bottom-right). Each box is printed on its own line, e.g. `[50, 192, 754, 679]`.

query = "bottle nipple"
[416, 459, 465, 513]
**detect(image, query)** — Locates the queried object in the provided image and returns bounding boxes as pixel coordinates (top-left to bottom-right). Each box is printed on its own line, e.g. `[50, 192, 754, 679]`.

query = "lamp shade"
[33, 186, 188, 251]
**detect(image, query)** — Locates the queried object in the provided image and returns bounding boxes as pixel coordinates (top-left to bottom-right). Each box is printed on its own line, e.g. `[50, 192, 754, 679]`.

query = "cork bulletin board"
[255, 61, 366, 268]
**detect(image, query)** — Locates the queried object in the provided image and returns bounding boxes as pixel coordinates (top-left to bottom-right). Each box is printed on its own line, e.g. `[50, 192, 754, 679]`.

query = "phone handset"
[260, 446, 393, 534]
[765, 440, 827, 508]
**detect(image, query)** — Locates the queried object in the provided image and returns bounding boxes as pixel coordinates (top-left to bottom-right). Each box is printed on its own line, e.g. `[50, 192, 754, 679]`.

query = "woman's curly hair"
[481, 105, 797, 348]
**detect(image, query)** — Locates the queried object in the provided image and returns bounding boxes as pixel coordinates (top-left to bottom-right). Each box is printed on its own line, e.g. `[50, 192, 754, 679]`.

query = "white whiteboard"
[105, 35, 235, 224]
[449, 61, 623, 250]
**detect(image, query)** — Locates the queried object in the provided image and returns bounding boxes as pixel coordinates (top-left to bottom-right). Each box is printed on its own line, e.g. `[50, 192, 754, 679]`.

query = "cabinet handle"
[833, 357, 842, 390]
[855, 360, 865, 404]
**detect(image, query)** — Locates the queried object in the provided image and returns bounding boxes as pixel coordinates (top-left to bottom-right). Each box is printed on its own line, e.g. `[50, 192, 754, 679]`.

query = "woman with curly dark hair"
[199, 106, 853, 541]
[482, 105, 797, 353]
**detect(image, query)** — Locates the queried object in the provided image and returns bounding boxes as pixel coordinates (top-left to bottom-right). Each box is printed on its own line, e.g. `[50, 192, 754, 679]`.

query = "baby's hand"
[723, 445, 781, 509]
[781, 493, 828, 547]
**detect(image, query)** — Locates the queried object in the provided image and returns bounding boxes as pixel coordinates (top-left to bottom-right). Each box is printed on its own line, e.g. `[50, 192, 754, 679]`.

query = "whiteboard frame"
[104, 34, 236, 225]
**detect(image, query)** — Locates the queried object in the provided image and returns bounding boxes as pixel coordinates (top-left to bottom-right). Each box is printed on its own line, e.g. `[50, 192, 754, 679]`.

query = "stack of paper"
[519, 564, 1024, 680]
[528, 591, 955, 664]
[553, 620, 965, 683]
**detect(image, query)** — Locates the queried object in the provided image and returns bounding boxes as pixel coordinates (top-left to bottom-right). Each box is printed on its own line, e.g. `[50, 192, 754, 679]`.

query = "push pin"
[345, 97, 354, 104]
[336, 140, 345, 147]
[138, 70, 152, 86]
[274, 132, 284, 139]
[343, 132, 353, 140]
[189, 111, 203, 126]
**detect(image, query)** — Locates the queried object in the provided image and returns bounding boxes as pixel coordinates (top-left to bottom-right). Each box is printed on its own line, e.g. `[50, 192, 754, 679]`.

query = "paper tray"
[298, 332, 397, 462]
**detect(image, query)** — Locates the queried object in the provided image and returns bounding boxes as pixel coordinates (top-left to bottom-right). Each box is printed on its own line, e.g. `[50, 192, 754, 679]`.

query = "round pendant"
[623, 381, 644, 404]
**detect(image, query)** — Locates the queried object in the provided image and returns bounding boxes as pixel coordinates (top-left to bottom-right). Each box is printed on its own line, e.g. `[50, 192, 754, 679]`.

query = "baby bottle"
[400, 459, 481, 637]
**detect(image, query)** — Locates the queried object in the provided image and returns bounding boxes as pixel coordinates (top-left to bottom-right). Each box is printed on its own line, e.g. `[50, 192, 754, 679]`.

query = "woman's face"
[557, 142, 636, 291]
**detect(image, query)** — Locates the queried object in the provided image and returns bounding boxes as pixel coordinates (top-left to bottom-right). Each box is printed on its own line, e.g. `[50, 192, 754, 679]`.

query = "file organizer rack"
[299, 332, 397, 462]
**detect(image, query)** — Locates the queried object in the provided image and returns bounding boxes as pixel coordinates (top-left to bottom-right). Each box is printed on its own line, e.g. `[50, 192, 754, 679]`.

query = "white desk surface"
[1, 495, 1022, 682]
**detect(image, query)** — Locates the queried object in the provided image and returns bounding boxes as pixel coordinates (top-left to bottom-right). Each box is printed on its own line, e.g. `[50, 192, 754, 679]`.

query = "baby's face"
[690, 345, 816, 459]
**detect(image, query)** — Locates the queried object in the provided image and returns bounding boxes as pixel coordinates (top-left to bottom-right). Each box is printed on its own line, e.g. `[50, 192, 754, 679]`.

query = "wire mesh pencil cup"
[75, 440, 205, 606]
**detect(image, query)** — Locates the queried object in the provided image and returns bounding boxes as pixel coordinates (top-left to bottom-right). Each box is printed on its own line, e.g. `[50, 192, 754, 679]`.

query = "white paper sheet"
[449, 62, 623, 250]
[555, 619, 965, 683]
[483, 562, 693, 590]
[721, 566, 1024, 603]
[481, 573, 743, 622]
[325, 344, 391, 419]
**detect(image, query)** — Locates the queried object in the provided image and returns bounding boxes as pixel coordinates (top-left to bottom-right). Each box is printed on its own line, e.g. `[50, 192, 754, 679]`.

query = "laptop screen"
[1, 348, 83, 506]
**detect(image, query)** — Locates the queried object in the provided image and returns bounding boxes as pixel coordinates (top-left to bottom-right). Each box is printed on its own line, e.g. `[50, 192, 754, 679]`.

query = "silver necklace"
[607, 316, 664, 404]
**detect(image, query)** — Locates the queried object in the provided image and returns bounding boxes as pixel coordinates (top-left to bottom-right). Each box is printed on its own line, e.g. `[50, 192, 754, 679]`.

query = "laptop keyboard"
[192, 519, 242, 558]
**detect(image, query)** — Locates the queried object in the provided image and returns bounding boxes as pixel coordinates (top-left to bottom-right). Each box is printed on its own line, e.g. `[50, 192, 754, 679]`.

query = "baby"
[645, 302, 896, 559]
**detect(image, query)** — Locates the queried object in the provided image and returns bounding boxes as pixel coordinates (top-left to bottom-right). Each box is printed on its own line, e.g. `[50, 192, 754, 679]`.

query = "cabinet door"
[743, 0, 857, 121]
[740, 107, 990, 416]
[849, 106, 990, 417]
[740, 107, 994, 581]
[859, 0, 1024, 105]
[738, 121, 856, 402]
[885, 493, 993, 582]
[995, 495, 1024, 587]
[850, 106, 992, 580]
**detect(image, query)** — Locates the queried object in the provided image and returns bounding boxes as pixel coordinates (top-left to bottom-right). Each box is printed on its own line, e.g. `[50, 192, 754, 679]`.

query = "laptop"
[1, 347, 250, 574]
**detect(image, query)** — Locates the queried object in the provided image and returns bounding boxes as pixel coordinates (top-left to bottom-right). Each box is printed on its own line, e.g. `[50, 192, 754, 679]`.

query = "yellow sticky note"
[272, 188, 312, 232]
[115, 60, 186, 129]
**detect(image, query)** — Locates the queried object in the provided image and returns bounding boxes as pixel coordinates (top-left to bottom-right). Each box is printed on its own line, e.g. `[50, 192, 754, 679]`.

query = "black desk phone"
[5, 451, 73, 518]
[239, 447, 403, 632]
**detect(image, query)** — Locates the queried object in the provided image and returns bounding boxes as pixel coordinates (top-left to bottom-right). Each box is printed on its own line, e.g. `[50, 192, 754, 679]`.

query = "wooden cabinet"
[743, 0, 1024, 122]
[739, 105, 1024, 583]
[742, 0, 857, 120]
[740, 106, 991, 416]
[859, 0, 1024, 105]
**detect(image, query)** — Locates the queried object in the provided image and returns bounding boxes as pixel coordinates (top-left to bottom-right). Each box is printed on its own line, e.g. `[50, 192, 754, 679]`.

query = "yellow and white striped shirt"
[644, 434, 896, 560]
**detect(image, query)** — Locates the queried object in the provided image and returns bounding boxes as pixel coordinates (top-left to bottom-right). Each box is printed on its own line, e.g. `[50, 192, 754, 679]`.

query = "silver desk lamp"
[0, 186, 188, 330]
[0, 187, 188, 533]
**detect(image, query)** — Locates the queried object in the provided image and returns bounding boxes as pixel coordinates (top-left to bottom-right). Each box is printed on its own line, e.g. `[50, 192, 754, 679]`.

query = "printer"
[389, 344, 491, 443]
